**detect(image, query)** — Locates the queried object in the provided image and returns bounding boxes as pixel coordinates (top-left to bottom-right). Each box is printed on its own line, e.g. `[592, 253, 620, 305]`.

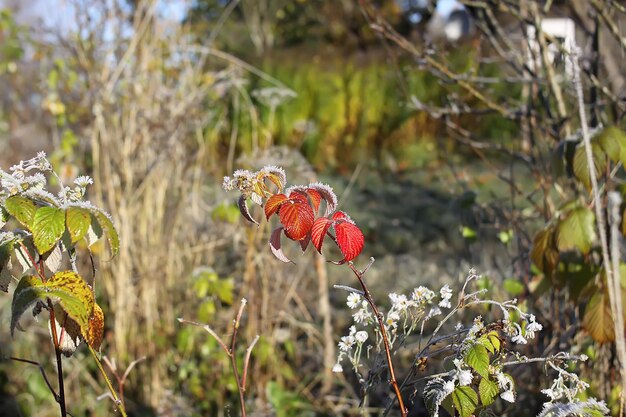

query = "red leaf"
[335, 220, 364, 261]
[269, 227, 293, 263]
[289, 191, 309, 204]
[265, 193, 288, 220]
[238, 195, 259, 225]
[332, 211, 351, 222]
[279, 200, 314, 241]
[308, 183, 338, 216]
[306, 189, 322, 213]
[311, 217, 333, 253]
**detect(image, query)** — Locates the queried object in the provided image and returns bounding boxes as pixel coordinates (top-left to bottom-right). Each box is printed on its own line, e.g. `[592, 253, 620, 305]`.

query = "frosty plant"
[223, 166, 610, 417]
[0, 153, 125, 416]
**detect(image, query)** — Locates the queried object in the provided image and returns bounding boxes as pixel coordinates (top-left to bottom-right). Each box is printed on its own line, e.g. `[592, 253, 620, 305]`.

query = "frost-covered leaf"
[11, 271, 94, 338]
[0, 206, 8, 229]
[32, 206, 65, 253]
[88, 209, 119, 256]
[583, 291, 614, 343]
[537, 398, 610, 417]
[269, 227, 293, 263]
[478, 377, 498, 406]
[464, 343, 490, 378]
[307, 183, 337, 216]
[452, 386, 478, 417]
[557, 207, 596, 255]
[424, 378, 451, 417]
[66, 206, 91, 244]
[5, 195, 37, 229]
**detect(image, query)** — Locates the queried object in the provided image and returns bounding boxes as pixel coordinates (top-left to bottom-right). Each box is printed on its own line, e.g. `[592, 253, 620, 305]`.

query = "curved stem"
[88, 346, 128, 417]
[348, 262, 408, 417]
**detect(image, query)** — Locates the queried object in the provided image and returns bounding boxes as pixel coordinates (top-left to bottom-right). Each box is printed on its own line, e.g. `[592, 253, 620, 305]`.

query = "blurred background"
[0, 0, 625, 416]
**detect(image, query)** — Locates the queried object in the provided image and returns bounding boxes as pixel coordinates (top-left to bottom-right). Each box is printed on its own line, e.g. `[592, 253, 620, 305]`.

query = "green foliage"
[266, 382, 314, 417]
[32, 206, 65, 253]
[464, 343, 490, 378]
[452, 386, 479, 417]
[556, 207, 596, 255]
[479, 377, 498, 406]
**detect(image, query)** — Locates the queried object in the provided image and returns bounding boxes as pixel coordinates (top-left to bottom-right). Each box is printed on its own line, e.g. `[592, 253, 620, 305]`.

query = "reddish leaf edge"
[269, 227, 294, 264]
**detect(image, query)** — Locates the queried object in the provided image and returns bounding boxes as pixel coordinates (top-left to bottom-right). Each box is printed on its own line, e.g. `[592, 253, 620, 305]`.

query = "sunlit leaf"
[452, 386, 478, 417]
[44, 244, 63, 273]
[85, 303, 104, 350]
[464, 343, 490, 378]
[334, 219, 364, 262]
[479, 377, 498, 406]
[557, 207, 596, 254]
[424, 378, 449, 417]
[5, 195, 37, 229]
[583, 291, 615, 343]
[531, 227, 559, 276]
[503, 279, 525, 297]
[305, 188, 322, 213]
[32, 206, 65, 253]
[311, 217, 333, 253]
[269, 227, 292, 263]
[11, 271, 94, 338]
[265, 193, 288, 220]
[597, 126, 626, 165]
[279, 200, 314, 241]
[89, 209, 120, 256]
[66, 206, 91, 244]
[308, 183, 338, 216]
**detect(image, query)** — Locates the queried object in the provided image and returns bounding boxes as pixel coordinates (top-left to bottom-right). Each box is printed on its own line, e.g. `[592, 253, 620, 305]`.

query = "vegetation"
[0, 0, 626, 416]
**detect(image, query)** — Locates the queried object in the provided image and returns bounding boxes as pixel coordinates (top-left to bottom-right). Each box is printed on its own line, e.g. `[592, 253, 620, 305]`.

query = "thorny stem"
[348, 259, 408, 417]
[88, 346, 128, 417]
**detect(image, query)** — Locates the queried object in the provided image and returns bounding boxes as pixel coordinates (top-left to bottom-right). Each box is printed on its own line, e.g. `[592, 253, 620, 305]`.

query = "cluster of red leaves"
[237, 179, 364, 264]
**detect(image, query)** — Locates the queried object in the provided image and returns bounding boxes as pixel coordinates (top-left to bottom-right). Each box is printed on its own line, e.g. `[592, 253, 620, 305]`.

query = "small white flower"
[426, 306, 442, 319]
[455, 322, 463, 331]
[353, 308, 372, 324]
[579, 354, 588, 362]
[500, 390, 515, 403]
[347, 293, 361, 309]
[355, 331, 368, 343]
[495, 372, 513, 390]
[332, 363, 343, 373]
[74, 175, 93, 187]
[512, 333, 527, 344]
[338, 335, 355, 351]
[439, 299, 452, 309]
[458, 369, 473, 386]
[440, 284, 453, 300]
[389, 293, 410, 310]
[412, 286, 435, 303]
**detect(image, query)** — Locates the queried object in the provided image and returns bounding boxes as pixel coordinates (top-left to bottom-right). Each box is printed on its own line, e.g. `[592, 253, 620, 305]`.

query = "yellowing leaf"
[573, 142, 607, 191]
[32, 206, 65, 253]
[557, 207, 596, 255]
[583, 291, 615, 343]
[5, 195, 37, 229]
[596, 126, 626, 165]
[531, 227, 559, 276]
[11, 271, 94, 339]
[85, 303, 104, 350]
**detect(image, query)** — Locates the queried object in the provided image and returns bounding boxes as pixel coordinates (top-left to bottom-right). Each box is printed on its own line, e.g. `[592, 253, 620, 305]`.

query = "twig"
[178, 298, 259, 417]
[347, 260, 408, 417]
[47, 298, 67, 417]
[88, 346, 128, 417]
[7, 356, 59, 402]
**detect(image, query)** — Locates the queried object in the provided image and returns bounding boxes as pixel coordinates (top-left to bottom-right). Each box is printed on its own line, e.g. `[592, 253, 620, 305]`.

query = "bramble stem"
[88, 346, 128, 417]
[47, 299, 67, 417]
[348, 260, 408, 417]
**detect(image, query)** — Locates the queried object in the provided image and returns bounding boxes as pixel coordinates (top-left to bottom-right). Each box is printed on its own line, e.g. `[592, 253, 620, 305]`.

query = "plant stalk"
[88, 346, 128, 417]
[348, 262, 408, 417]
[48, 299, 67, 417]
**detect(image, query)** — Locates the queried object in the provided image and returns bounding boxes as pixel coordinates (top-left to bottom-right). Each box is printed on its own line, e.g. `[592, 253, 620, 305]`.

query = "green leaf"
[596, 126, 626, 165]
[32, 206, 65, 253]
[583, 291, 614, 343]
[0, 206, 9, 229]
[464, 343, 490, 378]
[65, 207, 91, 244]
[461, 226, 477, 239]
[573, 142, 607, 191]
[503, 279, 525, 296]
[477, 331, 501, 354]
[89, 209, 119, 256]
[5, 195, 37, 229]
[11, 271, 95, 338]
[452, 386, 478, 417]
[557, 207, 596, 254]
[479, 377, 499, 406]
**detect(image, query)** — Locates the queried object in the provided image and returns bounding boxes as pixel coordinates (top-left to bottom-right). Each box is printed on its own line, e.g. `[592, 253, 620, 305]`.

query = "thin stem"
[348, 262, 408, 417]
[177, 318, 230, 354]
[230, 299, 248, 417]
[242, 335, 260, 391]
[7, 356, 58, 402]
[88, 346, 128, 417]
[47, 299, 67, 417]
